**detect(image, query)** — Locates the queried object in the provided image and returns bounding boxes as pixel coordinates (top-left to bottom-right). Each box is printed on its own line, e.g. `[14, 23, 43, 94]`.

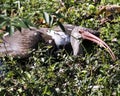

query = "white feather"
[47, 30, 70, 48]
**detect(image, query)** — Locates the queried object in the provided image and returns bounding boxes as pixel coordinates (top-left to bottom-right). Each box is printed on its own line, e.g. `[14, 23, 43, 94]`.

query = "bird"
[0, 24, 116, 61]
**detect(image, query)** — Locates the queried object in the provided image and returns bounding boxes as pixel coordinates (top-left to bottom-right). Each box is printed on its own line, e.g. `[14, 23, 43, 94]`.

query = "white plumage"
[47, 30, 70, 48]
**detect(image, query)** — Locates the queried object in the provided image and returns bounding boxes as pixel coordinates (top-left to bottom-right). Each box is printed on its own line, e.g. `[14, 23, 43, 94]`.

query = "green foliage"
[0, 15, 33, 35]
[0, 0, 120, 96]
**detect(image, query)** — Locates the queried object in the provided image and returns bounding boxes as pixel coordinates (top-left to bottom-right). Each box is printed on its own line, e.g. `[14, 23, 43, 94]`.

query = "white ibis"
[0, 24, 116, 61]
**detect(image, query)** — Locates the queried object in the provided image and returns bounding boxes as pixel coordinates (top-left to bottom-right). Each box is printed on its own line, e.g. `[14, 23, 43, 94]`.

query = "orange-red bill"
[79, 30, 116, 61]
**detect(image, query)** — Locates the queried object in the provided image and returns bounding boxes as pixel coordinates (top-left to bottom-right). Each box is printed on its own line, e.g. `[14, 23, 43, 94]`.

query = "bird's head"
[79, 30, 116, 61]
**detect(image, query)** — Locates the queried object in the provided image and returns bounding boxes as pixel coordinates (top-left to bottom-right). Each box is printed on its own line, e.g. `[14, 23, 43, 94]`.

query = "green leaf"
[43, 85, 51, 95]
[12, 18, 28, 28]
[22, 18, 34, 28]
[43, 12, 53, 27]
[9, 25, 15, 35]
[0, 15, 10, 23]
[0, 21, 7, 29]
[25, 72, 31, 79]
[50, 15, 54, 27]
[5, 25, 15, 35]
[43, 12, 50, 25]
[57, 21, 66, 32]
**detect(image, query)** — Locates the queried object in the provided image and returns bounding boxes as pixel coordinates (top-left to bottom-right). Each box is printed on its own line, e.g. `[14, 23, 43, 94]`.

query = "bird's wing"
[0, 28, 42, 57]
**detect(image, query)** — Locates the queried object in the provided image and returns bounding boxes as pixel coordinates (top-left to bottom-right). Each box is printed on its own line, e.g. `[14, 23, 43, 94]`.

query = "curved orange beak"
[79, 30, 116, 61]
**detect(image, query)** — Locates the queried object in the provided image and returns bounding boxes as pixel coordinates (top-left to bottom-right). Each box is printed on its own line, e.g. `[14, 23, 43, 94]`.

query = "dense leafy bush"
[0, 0, 120, 96]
